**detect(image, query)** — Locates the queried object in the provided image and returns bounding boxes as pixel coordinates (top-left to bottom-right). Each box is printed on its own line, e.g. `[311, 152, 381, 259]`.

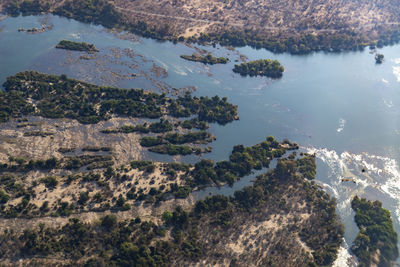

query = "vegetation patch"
[148, 144, 199, 156]
[351, 196, 399, 267]
[233, 59, 284, 78]
[101, 119, 174, 134]
[56, 40, 99, 53]
[375, 53, 384, 64]
[1, 71, 238, 125]
[180, 53, 228, 65]
[23, 131, 54, 137]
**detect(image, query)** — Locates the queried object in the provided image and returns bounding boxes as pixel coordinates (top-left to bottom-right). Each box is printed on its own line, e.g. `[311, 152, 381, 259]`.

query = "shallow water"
[1, 14, 400, 264]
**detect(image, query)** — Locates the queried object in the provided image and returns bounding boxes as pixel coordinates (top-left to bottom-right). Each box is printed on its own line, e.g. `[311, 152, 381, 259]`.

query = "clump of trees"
[296, 154, 316, 179]
[233, 59, 284, 78]
[102, 119, 174, 134]
[130, 160, 156, 172]
[6, 0, 50, 16]
[375, 53, 384, 64]
[168, 92, 238, 125]
[351, 196, 399, 266]
[148, 144, 195, 156]
[54, 0, 122, 29]
[56, 40, 99, 53]
[40, 176, 58, 189]
[140, 131, 214, 148]
[180, 118, 209, 130]
[180, 53, 228, 65]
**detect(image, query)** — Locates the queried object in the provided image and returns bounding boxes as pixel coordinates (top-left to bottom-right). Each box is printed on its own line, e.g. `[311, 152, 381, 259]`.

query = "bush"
[0, 190, 10, 204]
[40, 176, 58, 189]
[101, 215, 117, 229]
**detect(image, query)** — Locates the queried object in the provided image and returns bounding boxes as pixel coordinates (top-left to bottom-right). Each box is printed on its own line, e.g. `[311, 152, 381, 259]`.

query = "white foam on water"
[173, 65, 188, 76]
[393, 66, 400, 82]
[306, 147, 400, 266]
[184, 66, 194, 74]
[337, 118, 346, 133]
[333, 243, 356, 267]
[392, 58, 400, 64]
[321, 182, 339, 198]
[69, 33, 80, 39]
[153, 59, 169, 71]
[383, 98, 394, 108]
[380, 157, 400, 219]
[211, 78, 221, 84]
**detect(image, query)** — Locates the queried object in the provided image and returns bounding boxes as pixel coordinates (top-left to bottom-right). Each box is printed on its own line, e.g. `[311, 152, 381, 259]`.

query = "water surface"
[1, 14, 400, 265]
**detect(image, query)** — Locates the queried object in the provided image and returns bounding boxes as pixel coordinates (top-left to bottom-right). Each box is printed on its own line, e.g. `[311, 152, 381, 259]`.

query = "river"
[1, 14, 400, 265]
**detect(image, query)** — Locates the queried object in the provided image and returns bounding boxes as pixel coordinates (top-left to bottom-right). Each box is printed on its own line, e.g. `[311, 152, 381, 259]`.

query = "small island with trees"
[233, 59, 284, 78]
[351, 196, 399, 266]
[180, 53, 229, 65]
[375, 53, 384, 64]
[56, 40, 99, 53]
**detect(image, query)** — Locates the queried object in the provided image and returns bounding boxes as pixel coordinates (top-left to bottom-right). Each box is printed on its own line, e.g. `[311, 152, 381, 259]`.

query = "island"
[233, 59, 284, 78]
[351, 196, 399, 266]
[56, 40, 99, 53]
[180, 53, 229, 65]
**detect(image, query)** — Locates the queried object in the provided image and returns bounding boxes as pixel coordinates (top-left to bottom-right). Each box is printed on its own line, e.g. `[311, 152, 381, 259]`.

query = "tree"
[40, 176, 58, 189]
[0, 190, 10, 204]
[101, 215, 117, 230]
[78, 191, 90, 205]
[375, 53, 384, 64]
[162, 211, 173, 223]
[275, 160, 297, 179]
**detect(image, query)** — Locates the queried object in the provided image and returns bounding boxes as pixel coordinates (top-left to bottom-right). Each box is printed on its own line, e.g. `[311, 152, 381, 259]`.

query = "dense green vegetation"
[139, 131, 214, 152]
[351, 196, 399, 267]
[180, 53, 228, 65]
[1, 71, 238, 125]
[101, 119, 174, 134]
[164, 131, 214, 145]
[53, 0, 122, 28]
[233, 59, 284, 78]
[188, 136, 298, 187]
[296, 154, 317, 180]
[168, 92, 238, 125]
[5, 0, 50, 16]
[192, 30, 377, 54]
[56, 40, 99, 53]
[140, 136, 164, 147]
[148, 144, 197, 156]
[375, 53, 384, 64]
[180, 118, 209, 130]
